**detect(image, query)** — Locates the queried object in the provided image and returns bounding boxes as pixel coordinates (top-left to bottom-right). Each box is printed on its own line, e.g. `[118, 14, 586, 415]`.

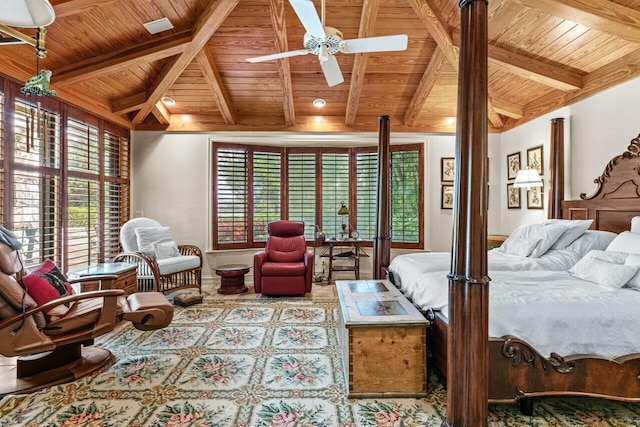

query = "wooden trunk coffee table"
[213, 264, 250, 294]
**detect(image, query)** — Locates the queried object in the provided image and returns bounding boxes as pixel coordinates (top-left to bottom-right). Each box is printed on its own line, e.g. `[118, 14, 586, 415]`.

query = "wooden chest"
[70, 263, 138, 295]
[336, 279, 429, 398]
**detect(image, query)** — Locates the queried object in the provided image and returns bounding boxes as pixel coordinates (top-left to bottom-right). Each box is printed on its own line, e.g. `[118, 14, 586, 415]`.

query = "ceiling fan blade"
[289, 0, 325, 38]
[342, 34, 408, 54]
[246, 49, 310, 63]
[320, 55, 344, 87]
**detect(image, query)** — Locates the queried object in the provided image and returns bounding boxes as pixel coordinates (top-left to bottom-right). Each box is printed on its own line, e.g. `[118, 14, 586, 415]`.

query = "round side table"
[213, 264, 251, 294]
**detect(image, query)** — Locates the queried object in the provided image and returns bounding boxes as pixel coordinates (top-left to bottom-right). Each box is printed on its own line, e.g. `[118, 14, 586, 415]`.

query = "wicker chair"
[113, 218, 202, 294]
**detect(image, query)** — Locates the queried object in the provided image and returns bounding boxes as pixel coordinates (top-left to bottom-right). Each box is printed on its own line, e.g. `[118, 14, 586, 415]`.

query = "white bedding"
[409, 270, 640, 359]
[388, 249, 582, 296]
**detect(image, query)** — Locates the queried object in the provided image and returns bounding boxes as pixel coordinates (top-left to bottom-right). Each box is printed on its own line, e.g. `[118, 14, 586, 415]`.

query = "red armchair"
[254, 221, 313, 296]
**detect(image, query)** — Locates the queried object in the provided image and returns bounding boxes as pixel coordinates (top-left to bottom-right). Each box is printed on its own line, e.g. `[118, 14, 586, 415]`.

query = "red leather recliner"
[254, 220, 313, 296]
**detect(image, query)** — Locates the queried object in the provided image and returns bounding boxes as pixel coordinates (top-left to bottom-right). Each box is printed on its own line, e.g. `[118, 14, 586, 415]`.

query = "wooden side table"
[69, 262, 138, 295]
[213, 264, 250, 294]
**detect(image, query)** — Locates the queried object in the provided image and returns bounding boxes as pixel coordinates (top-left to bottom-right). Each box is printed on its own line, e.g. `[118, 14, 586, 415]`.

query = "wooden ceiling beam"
[486, 97, 504, 128]
[491, 97, 523, 119]
[514, 0, 640, 44]
[345, 0, 381, 126]
[53, 32, 192, 87]
[132, 0, 240, 125]
[406, 0, 458, 72]
[404, 47, 446, 126]
[111, 92, 147, 115]
[195, 48, 236, 125]
[152, 102, 171, 125]
[268, 0, 295, 126]
[51, 0, 114, 18]
[452, 32, 583, 91]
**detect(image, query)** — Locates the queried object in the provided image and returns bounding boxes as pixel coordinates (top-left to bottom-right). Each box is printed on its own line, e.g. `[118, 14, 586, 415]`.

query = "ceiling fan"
[246, 0, 408, 87]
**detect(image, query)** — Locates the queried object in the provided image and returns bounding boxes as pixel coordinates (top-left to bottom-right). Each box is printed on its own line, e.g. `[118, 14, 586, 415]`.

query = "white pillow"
[606, 231, 640, 255]
[565, 230, 618, 257]
[569, 256, 639, 289]
[582, 249, 629, 264]
[543, 219, 593, 249]
[624, 254, 640, 290]
[500, 237, 539, 257]
[154, 240, 180, 259]
[135, 227, 173, 255]
[631, 216, 640, 234]
[500, 223, 567, 258]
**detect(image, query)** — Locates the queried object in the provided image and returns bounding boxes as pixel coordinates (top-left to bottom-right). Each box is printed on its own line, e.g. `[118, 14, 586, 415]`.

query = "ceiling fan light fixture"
[313, 98, 326, 108]
[0, 0, 55, 27]
[161, 96, 176, 106]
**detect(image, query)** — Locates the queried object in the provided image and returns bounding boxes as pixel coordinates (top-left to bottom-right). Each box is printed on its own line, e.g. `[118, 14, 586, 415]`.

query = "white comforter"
[409, 270, 640, 359]
[389, 249, 581, 296]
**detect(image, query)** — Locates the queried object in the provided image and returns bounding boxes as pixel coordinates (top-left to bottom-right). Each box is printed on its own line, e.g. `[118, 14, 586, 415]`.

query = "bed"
[425, 134, 640, 412]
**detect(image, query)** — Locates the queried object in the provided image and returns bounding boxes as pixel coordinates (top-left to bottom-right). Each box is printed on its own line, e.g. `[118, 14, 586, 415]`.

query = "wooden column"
[548, 117, 565, 219]
[373, 115, 391, 279]
[445, 1, 489, 427]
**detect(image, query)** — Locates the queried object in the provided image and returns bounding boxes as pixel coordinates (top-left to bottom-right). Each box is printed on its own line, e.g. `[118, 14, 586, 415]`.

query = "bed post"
[373, 115, 391, 279]
[445, 1, 489, 426]
[548, 117, 565, 219]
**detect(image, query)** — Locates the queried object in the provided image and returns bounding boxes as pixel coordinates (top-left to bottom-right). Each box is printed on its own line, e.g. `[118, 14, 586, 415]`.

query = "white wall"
[131, 76, 640, 275]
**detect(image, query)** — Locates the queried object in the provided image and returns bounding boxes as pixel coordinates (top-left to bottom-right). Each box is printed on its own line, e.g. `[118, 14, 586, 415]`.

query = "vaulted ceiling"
[1, 0, 640, 133]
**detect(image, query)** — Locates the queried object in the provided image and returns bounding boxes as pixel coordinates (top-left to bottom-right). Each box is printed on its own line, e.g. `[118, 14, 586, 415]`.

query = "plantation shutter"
[321, 153, 349, 238]
[288, 152, 316, 240]
[356, 151, 378, 240]
[216, 148, 248, 246]
[253, 150, 282, 241]
[103, 130, 130, 260]
[391, 149, 421, 243]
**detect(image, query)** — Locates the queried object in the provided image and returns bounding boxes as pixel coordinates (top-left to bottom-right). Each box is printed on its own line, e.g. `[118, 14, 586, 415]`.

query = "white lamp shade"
[513, 168, 543, 188]
[1, 0, 55, 28]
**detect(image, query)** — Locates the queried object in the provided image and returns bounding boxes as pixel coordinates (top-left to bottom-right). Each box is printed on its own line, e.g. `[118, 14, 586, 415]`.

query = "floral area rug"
[0, 298, 639, 426]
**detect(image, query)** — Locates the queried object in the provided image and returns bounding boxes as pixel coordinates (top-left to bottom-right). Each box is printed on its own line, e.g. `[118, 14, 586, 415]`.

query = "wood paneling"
[0, 0, 638, 131]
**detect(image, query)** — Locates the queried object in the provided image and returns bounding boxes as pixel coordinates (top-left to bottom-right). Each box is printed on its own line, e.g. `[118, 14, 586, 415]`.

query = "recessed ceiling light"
[161, 96, 176, 106]
[313, 98, 326, 108]
[143, 17, 174, 35]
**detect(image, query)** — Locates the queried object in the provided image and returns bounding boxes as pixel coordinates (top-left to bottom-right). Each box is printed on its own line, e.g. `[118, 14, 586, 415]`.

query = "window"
[212, 143, 423, 250]
[2, 78, 130, 272]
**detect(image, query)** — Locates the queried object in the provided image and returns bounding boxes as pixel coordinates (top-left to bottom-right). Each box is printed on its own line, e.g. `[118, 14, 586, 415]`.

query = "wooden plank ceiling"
[1, 0, 640, 133]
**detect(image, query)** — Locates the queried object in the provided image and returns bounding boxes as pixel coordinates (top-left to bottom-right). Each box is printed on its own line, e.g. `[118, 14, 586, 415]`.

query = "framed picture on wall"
[441, 157, 455, 182]
[527, 185, 544, 209]
[507, 183, 521, 209]
[527, 146, 544, 175]
[507, 152, 520, 180]
[441, 185, 454, 209]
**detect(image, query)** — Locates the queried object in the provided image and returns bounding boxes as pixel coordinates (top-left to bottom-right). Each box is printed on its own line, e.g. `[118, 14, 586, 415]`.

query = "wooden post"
[373, 115, 391, 279]
[445, 1, 489, 426]
[548, 117, 565, 219]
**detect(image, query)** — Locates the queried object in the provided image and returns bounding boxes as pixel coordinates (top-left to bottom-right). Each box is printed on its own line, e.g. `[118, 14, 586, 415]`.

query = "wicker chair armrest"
[113, 251, 161, 275]
[178, 244, 203, 258]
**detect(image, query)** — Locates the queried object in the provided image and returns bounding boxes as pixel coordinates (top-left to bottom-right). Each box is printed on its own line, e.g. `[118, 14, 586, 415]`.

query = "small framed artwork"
[527, 145, 544, 175]
[506, 183, 521, 209]
[441, 185, 454, 209]
[507, 152, 521, 180]
[527, 185, 544, 209]
[441, 157, 455, 182]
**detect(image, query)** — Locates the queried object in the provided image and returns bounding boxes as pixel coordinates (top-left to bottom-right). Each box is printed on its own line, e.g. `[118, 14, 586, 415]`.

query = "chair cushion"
[119, 217, 162, 252]
[0, 271, 45, 328]
[0, 293, 18, 321]
[262, 261, 306, 276]
[44, 297, 102, 336]
[156, 255, 201, 275]
[154, 240, 180, 259]
[266, 235, 306, 262]
[22, 260, 74, 320]
[135, 227, 173, 256]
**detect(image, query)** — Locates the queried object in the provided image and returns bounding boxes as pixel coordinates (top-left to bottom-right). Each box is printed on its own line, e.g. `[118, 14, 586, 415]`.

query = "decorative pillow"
[499, 223, 567, 258]
[135, 227, 173, 255]
[631, 216, 640, 234]
[606, 231, 640, 255]
[582, 249, 628, 264]
[565, 230, 618, 258]
[543, 219, 593, 249]
[499, 237, 539, 257]
[22, 260, 74, 320]
[624, 254, 640, 290]
[154, 240, 180, 259]
[569, 256, 639, 289]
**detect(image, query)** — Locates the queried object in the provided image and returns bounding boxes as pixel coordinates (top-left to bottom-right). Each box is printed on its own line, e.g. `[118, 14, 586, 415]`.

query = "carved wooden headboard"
[561, 134, 640, 233]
